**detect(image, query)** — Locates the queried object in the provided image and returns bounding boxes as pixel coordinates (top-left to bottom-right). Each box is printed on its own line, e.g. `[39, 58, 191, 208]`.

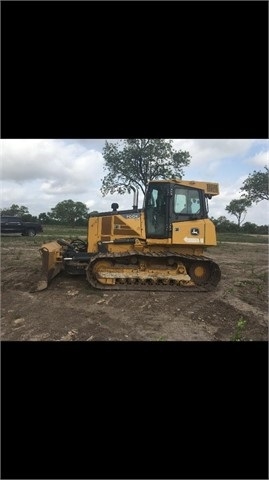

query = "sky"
[1, 139, 268, 226]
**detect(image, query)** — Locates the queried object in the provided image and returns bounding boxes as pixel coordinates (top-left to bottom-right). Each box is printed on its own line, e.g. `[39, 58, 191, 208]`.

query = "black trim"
[113, 238, 136, 244]
[91, 209, 142, 218]
[98, 242, 108, 254]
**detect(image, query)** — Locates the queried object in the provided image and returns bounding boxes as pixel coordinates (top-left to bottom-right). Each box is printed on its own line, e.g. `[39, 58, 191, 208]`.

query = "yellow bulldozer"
[37, 178, 221, 292]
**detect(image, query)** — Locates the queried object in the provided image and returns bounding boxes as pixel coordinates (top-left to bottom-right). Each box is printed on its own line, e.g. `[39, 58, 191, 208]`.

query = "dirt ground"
[1, 238, 268, 341]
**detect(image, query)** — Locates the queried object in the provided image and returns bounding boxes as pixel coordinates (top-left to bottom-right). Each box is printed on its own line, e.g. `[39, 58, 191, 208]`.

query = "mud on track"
[1, 238, 268, 341]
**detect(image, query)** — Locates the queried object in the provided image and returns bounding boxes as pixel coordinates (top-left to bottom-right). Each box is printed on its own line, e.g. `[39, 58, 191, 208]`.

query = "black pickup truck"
[1, 216, 43, 236]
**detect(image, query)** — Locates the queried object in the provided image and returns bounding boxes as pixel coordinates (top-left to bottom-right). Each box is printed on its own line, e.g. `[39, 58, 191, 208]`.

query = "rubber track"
[86, 250, 221, 292]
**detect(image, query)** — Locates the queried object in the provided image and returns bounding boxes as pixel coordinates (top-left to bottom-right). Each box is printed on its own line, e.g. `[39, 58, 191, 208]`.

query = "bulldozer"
[36, 178, 221, 292]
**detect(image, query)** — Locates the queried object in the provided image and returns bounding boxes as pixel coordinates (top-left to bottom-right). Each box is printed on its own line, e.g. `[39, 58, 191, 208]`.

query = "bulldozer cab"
[144, 181, 208, 238]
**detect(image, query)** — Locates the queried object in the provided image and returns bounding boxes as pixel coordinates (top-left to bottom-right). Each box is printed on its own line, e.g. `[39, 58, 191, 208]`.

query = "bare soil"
[1, 238, 268, 341]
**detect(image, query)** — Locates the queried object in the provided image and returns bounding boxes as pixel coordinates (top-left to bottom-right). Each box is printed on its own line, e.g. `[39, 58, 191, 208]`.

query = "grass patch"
[231, 317, 247, 341]
[217, 233, 268, 244]
[41, 225, 87, 237]
[0, 225, 87, 247]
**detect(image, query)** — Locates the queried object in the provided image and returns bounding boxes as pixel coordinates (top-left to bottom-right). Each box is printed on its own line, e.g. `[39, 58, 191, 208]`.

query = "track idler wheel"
[188, 262, 211, 285]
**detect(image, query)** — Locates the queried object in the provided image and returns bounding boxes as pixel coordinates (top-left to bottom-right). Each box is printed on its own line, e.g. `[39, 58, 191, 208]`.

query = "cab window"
[174, 188, 201, 215]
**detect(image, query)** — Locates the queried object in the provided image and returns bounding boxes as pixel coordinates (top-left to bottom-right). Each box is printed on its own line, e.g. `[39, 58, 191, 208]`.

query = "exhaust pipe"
[130, 186, 139, 212]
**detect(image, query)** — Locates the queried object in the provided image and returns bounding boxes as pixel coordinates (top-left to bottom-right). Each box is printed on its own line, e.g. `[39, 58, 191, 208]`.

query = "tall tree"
[225, 198, 252, 227]
[50, 200, 89, 226]
[101, 139, 191, 196]
[240, 166, 269, 203]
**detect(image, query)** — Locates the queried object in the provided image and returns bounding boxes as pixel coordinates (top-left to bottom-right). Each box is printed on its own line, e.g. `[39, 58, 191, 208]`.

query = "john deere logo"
[191, 228, 199, 235]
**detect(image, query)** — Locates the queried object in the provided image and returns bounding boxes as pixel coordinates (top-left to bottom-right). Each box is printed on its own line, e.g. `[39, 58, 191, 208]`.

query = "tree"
[101, 139, 191, 196]
[240, 166, 269, 203]
[0, 204, 39, 221]
[50, 200, 89, 226]
[38, 212, 55, 224]
[256, 225, 269, 234]
[211, 216, 238, 232]
[1, 204, 29, 217]
[241, 222, 258, 234]
[225, 198, 252, 227]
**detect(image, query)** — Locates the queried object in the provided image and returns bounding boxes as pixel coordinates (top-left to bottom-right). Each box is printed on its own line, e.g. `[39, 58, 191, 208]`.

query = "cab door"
[145, 183, 170, 238]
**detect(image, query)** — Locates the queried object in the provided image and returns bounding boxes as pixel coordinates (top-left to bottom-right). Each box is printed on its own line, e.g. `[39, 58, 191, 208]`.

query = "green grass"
[217, 233, 268, 244]
[231, 317, 247, 341]
[0, 225, 87, 246]
[40, 225, 87, 237]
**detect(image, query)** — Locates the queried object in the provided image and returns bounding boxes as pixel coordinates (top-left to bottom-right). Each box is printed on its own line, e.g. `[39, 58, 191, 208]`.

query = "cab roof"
[149, 178, 219, 196]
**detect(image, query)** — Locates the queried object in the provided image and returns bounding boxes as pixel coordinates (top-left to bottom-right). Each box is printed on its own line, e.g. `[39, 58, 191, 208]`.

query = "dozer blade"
[34, 241, 65, 291]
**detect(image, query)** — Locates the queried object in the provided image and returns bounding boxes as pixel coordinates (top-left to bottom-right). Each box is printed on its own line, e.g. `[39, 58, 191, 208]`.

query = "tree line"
[0, 200, 97, 226]
[1, 140, 268, 232]
[210, 217, 268, 234]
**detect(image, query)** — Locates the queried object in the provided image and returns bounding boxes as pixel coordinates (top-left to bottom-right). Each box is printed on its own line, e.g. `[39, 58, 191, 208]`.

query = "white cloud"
[246, 149, 269, 168]
[2, 139, 104, 185]
[173, 139, 257, 165]
[85, 199, 96, 209]
[40, 180, 87, 195]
